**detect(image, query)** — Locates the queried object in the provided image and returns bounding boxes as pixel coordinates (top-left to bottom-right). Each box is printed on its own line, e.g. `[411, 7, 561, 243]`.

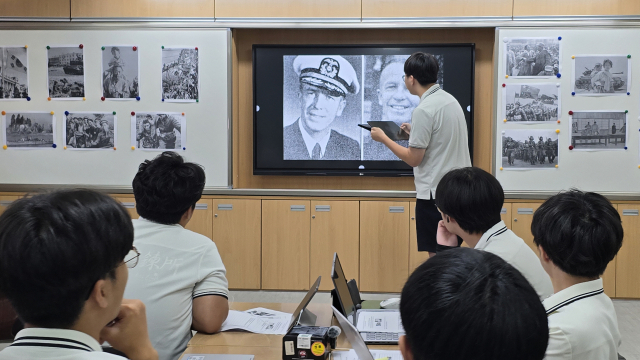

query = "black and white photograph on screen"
[570, 111, 626, 150]
[502, 129, 558, 169]
[282, 55, 362, 160]
[2, 112, 54, 148]
[162, 48, 198, 101]
[572, 55, 629, 95]
[63, 112, 116, 149]
[504, 37, 560, 78]
[131, 112, 186, 150]
[102, 46, 139, 99]
[362, 54, 442, 160]
[0, 47, 29, 100]
[503, 83, 559, 122]
[47, 46, 85, 99]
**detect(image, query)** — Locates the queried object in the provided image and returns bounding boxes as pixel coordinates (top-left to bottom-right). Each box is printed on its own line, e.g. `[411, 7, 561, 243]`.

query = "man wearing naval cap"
[283, 55, 360, 160]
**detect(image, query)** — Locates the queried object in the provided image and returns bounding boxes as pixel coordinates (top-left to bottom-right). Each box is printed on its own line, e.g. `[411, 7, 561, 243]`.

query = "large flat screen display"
[253, 44, 475, 176]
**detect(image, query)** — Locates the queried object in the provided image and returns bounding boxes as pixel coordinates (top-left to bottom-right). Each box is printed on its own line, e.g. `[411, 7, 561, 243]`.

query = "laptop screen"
[331, 253, 356, 318]
[288, 275, 321, 332]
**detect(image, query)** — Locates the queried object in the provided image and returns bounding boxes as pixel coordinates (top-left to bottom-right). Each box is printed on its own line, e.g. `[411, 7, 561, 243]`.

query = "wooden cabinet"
[261, 200, 310, 290]
[213, 199, 262, 290]
[501, 203, 512, 229]
[360, 201, 410, 293]
[310, 201, 360, 291]
[0, 196, 20, 215]
[513, 0, 640, 17]
[186, 199, 213, 240]
[602, 258, 617, 298]
[511, 203, 541, 253]
[0, 0, 70, 19]
[71, 0, 215, 19]
[215, 0, 361, 19]
[362, 0, 512, 18]
[616, 204, 640, 298]
[409, 202, 430, 273]
[114, 196, 139, 220]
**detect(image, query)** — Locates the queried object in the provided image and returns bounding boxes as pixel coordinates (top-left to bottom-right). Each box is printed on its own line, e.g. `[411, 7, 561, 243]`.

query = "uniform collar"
[420, 84, 441, 101]
[298, 118, 331, 158]
[12, 328, 103, 352]
[474, 221, 509, 250]
[543, 278, 604, 315]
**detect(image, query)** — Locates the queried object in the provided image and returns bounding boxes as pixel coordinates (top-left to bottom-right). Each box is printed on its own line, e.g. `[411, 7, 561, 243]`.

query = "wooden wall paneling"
[232, 28, 495, 190]
[513, 0, 640, 17]
[114, 196, 139, 219]
[213, 199, 262, 290]
[0, 0, 70, 18]
[501, 203, 512, 229]
[360, 201, 410, 293]
[262, 200, 311, 290]
[616, 204, 640, 298]
[185, 199, 214, 239]
[602, 258, 617, 298]
[216, 0, 361, 19]
[310, 201, 360, 291]
[71, 0, 215, 18]
[362, 0, 512, 18]
[511, 203, 541, 253]
[409, 202, 429, 273]
[0, 196, 20, 215]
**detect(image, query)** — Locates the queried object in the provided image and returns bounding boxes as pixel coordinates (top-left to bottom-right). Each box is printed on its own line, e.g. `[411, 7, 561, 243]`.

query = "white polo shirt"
[0, 328, 118, 360]
[124, 218, 229, 360]
[408, 84, 471, 200]
[475, 221, 554, 300]
[543, 279, 621, 360]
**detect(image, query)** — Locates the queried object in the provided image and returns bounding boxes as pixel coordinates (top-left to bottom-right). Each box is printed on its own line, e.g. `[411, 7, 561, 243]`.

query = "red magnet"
[101, 96, 105, 101]
[131, 111, 136, 116]
[195, 47, 198, 51]
[568, 110, 573, 115]
[502, 83, 506, 87]
[569, 145, 574, 150]
[133, 46, 138, 51]
[79, 44, 84, 49]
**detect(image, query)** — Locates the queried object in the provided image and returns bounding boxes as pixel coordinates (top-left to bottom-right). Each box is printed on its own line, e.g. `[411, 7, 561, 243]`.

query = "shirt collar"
[543, 278, 604, 315]
[474, 221, 509, 250]
[13, 328, 103, 352]
[298, 118, 332, 159]
[420, 84, 441, 101]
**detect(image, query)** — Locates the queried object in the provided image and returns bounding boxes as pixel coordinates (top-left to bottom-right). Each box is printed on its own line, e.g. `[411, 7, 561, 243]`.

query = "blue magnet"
[162, 98, 165, 102]
[136, 96, 141, 101]
[625, 146, 628, 150]
[627, 92, 631, 96]
[26, 96, 31, 101]
[65, 111, 69, 115]
[556, 73, 561, 78]
[571, 92, 575, 96]
[183, 147, 186, 150]
[558, 36, 562, 40]
[52, 144, 57, 148]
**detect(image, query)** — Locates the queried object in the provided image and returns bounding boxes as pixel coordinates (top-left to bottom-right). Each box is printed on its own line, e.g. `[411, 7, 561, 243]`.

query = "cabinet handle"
[622, 209, 639, 216]
[0, 200, 13, 207]
[217, 204, 233, 211]
[514, 218, 518, 222]
[194, 203, 208, 210]
[214, 214, 218, 218]
[389, 206, 405, 213]
[501, 208, 507, 214]
[121, 202, 135, 209]
[411, 217, 415, 220]
[315, 205, 331, 212]
[290, 205, 306, 212]
[312, 215, 316, 219]
[517, 208, 534, 215]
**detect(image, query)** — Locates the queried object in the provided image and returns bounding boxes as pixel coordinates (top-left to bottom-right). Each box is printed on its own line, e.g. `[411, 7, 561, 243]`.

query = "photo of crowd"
[504, 38, 560, 77]
[162, 48, 199, 101]
[133, 112, 184, 150]
[503, 83, 559, 122]
[48, 46, 85, 99]
[502, 129, 559, 169]
[0, 47, 29, 99]
[64, 112, 115, 149]
[3, 112, 54, 148]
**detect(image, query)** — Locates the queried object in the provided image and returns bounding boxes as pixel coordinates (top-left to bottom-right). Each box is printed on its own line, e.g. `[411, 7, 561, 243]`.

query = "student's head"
[399, 248, 548, 360]
[532, 189, 623, 278]
[0, 190, 134, 329]
[403, 52, 439, 88]
[132, 151, 205, 225]
[377, 59, 419, 125]
[435, 167, 504, 236]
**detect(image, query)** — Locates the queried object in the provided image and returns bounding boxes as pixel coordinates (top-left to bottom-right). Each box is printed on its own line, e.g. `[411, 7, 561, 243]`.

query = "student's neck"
[415, 83, 436, 98]
[459, 232, 483, 249]
[549, 269, 599, 294]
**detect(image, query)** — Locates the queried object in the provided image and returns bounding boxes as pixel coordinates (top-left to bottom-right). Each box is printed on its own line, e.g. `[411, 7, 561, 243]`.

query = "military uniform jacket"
[283, 119, 360, 160]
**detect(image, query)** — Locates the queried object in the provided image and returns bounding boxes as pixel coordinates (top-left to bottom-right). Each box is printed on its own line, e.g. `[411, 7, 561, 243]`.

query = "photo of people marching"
[64, 113, 115, 149]
[504, 83, 559, 122]
[502, 129, 559, 169]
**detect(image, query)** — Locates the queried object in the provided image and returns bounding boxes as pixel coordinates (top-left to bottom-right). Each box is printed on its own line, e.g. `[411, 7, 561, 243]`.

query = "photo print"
[502, 129, 558, 169]
[162, 48, 199, 101]
[0, 47, 29, 100]
[63, 112, 116, 149]
[504, 37, 560, 78]
[570, 111, 626, 150]
[503, 83, 559, 122]
[47, 46, 85, 99]
[362, 54, 442, 161]
[282, 55, 362, 160]
[102, 46, 139, 99]
[573, 55, 630, 95]
[2, 112, 54, 148]
[131, 112, 186, 150]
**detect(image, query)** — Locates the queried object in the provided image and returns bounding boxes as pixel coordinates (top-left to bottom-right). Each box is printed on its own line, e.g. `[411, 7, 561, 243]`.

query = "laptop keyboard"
[363, 332, 399, 342]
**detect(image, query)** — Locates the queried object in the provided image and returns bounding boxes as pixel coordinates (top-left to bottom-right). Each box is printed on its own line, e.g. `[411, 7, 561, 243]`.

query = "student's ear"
[181, 206, 194, 224]
[447, 216, 457, 224]
[89, 279, 110, 309]
[399, 335, 414, 360]
[538, 245, 551, 263]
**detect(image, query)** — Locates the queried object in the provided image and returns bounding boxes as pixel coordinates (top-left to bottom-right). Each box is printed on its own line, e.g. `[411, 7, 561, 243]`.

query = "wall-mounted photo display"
[570, 111, 627, 150]
[501, 129, 559, 169]
[572, 55, 630, 96]
[101, 45, 139, 99]
[502, 83, 559, 123]
[2, 111, 55, 148]
[0, 47, 29, 100]
[504, 37, 561, 78]
[161, 47, 199, 102]
[47, 46, 85, 99]
[131, 112, 186, 150]
[63, 112, 116, 150]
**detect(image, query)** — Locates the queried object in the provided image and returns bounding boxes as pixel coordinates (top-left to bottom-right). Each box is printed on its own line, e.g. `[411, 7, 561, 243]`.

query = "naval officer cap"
[293, 55, 360, 96]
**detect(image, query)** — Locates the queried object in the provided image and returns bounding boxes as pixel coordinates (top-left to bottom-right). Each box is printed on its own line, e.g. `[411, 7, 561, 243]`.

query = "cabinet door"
[185, 200, 213, 239]
[0, 196, 20, 216]
[511, 203, 541, 253]
[262, 200, 310, 290]
[616, 204, 640, 298]
[71, 0, 215, 18]
[360, 201, 410, 293]
[1, 0, 70, 19]
[513, 0, 640, 17]
[310, 201, 360, 291]
[362, 0, 512, 18]
[409, 202, 429, 273]
[215, 0, 361, 19]
[213, 199, 261, 290]
[501, 203, 512, 229]
[114, 197, 139, 219]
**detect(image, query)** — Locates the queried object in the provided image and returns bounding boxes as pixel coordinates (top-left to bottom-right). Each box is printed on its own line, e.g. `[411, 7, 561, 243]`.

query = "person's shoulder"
[283, 120, 301, 139]
[329, 130, 358, 147]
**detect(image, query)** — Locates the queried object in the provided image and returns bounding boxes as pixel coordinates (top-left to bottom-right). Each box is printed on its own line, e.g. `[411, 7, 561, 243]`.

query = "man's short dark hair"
[404, 52, 439, 86]
[132, 151, 205, 225]
[401, 248, 548, 360]
[531, 190, 623, 277]
[0, 190, 133, 328]
[435, 167, 504, 234]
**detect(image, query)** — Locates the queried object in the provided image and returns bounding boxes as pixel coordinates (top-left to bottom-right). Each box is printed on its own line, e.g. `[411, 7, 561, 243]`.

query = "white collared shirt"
[298, 118, 331, 158]
[0, 328, 119, 359]
[475, 221, 554, 300]
[543, 279, 621, 360]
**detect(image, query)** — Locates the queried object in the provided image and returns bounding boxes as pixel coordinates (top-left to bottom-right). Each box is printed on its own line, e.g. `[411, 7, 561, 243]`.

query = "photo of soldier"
[570, 111, 626, 150]
[573, 55, 629, 95]
[504, 38, 560, 77]
[3, 112, 54, 148]
[162, 48, 198, 101]
[101, 46, 139, 99]
[47, 47, 85, 99]
[64, 113, 115, 149]
[501, 129, 558, 169]
[133, 112, 185, 150]
[0, 47, 29, 99]
[504, 83, 559, 122]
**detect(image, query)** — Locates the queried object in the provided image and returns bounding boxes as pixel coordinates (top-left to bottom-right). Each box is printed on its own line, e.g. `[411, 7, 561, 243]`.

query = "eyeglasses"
[124, 245, 140, 269]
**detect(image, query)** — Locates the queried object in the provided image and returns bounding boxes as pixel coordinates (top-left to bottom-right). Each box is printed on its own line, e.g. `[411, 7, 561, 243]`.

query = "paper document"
[219, 307, 293, 335]
[181, 355, 255, 360]
[355, 311, 404, 333]
[332, 349, 403, 360]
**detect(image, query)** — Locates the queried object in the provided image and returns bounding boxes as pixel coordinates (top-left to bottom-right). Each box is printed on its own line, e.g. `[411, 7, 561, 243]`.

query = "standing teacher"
[371, 52, 471, 257]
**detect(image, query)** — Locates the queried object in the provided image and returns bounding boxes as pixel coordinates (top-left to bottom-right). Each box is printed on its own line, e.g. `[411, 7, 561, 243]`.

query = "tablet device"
[367, 121, 410, 141]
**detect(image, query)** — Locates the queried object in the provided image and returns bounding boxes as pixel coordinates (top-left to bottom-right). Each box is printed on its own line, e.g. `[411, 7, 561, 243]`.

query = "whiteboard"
[495, 28, 640, 194]
[0, 29, 230, 189]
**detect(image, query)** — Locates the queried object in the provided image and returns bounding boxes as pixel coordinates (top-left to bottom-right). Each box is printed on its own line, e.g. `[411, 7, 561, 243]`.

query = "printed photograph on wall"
[0, 47, 29, 100]
[162, 48, 199, 102]
[101, 46, 139, 99]
[501, 129, 558, 169]
[47, 46, 85, 99]
[132, 112, 186, 150]
[572, 55, 630, 95]
[504, 37, 560, 78]
[503, 83, 559, 122]
[570, 111, 626, 150]
[63, 112, 116, 149]
[2, 112, 54, 148]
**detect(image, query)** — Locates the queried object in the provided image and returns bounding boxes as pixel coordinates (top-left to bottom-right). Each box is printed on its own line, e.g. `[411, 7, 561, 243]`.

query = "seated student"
[400, 248, 549, 360]
[0, 190, 157, 360]
[125, 152, 229, 360]
[434, 166, 554, 299]
[532, 190, 623, 360]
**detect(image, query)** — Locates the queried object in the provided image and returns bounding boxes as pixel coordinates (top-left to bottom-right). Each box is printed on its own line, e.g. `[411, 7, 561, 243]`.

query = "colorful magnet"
[625, 110, 629, 113]
[50, 111, 54, 115]
[2, 145, 6, 150]
[571, 92, 576, 96]
[503, 119, 507, 123]
[181, 112, 185, 116]
[24, 45, 27, 49]
[195, 47, 198, 51]
[101, 46, 105, 50]
[112, 111, 116, 115]
[500, 167, 503, 170]
[46, 46, 50, 50]
[162, 98, 165, 102]
[63, 146, 67, 150]
[568, 111, 574, 115]
[628, 54, 631, 58]
[557, 120, 561, 124]
[65, 111, 69, 115]
[505, 75, 509, 79]
[556, 73, 561, 78]
[101, 96, 105, 101]
[79, 44, 83, 49]
[555, 164, 558, 168]
[569, 145, 574, 150]
[625, 146, 628, 150]
[571, 55, 575, 59]
[52, 144, 57, 148]
[558, 36, 562, 40]
[627, 92, 631, 96]
[196, 99, 199, 103]
[161, 46, 165, 49]
[83, 97, 86, 101]
[133, 46, 137, 51]
[136, 96, 140, 101]
[131, 111, 135, 116]
[26, 96, 31, 101]
[502, 83, 506, 87]
[131, 146, 135, 150]
[47, 97, 51, 101]
[113, 147, 117, 150]
[183, 147, 186, 150]
[555, 129, 560, 134]
[1, 111, 4, 115]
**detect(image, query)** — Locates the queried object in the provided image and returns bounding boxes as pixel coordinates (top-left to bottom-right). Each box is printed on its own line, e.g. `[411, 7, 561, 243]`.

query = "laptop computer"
[287, 275, 321, 332]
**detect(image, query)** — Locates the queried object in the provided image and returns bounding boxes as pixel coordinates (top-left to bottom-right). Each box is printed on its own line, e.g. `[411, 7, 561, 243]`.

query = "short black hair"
[0, 190, 133, 328]
[531, 189, 623, 277]
[435, 167, 504, 234]
[404, 52, 439, 86]
[132, 151, 205, 225]
[401, 248, 548, 360]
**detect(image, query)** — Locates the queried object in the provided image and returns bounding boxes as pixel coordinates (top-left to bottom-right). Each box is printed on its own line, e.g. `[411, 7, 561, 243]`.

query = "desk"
[182, 303, 399, 360]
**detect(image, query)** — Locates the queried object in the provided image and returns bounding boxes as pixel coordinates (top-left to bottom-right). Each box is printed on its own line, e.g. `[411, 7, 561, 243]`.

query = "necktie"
[312, 143, 321, 160]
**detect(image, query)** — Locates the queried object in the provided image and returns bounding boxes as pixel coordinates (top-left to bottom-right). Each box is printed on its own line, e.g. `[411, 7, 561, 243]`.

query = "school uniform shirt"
[124, 218, 229, 360]
[475, 221, 554, 300]
[409, 84, 471, 200]
[543, 279, 621, 360]
[0, 328, 118, 360]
